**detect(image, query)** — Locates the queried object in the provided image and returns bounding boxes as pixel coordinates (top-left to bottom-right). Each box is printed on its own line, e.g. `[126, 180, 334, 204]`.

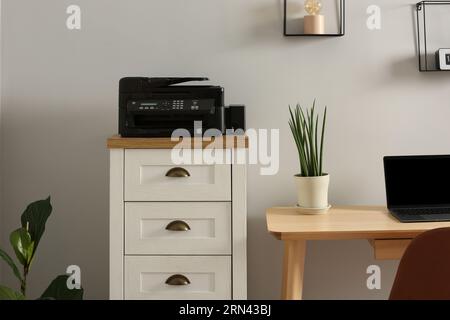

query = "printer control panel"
[128, 99, 215, 112]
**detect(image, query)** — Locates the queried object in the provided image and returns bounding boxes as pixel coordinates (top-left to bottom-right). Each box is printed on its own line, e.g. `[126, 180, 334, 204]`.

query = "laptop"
[384, 155, 450, 222]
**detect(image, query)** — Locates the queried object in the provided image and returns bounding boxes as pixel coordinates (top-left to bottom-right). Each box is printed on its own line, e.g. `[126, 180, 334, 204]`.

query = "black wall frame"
[283, 0, 345, 37]
[416, 1, 450, 72]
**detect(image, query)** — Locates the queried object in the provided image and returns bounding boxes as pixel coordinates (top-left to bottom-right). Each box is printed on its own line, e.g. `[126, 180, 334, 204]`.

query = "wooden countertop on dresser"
[107, 135, 249, 149]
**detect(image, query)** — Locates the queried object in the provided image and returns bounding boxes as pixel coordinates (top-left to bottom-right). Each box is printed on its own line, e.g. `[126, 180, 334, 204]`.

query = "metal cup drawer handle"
[165, 220, 191, 232]
[165, 274, 191, 286]
[165, 167, 190, 178]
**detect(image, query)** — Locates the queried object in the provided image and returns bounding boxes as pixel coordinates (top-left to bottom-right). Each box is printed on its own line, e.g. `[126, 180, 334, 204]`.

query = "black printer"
[119, 77, 245, 137]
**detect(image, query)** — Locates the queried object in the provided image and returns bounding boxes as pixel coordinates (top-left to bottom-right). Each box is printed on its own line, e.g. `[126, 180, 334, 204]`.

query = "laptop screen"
[384, 155, 450, 208]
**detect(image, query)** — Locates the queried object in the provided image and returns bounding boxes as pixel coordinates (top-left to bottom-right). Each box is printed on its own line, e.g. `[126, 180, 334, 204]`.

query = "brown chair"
[390, 227, 450, 300]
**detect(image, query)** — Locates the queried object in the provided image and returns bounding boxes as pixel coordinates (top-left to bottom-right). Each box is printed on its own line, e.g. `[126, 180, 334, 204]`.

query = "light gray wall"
[2, 0, 450, 299]
[0, 0, 2, 285]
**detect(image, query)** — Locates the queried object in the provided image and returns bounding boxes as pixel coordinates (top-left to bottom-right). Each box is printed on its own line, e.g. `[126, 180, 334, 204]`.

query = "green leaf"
[314, 114, 319, 174]
[319, 106, 327, 175]
[40, 275, 84, 300]
[0, 285, 25, 300]
[10, 228, 33, 266]
[0, 248, 24, 283]
[21, 197, 52, 253]
[26, 242, 35, 265]
[289, 101, 327, 177]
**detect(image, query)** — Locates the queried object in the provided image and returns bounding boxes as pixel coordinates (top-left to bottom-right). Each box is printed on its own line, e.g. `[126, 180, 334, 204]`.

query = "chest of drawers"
[108, 136, 247, 300]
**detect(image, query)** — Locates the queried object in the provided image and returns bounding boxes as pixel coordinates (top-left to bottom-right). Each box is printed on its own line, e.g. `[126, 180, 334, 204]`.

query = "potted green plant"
[289, 101, 329, 212]
[0, 197, 84, 300]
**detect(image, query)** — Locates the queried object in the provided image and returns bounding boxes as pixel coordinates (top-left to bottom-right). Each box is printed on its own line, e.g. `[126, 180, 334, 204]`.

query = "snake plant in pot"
[289, 101, 329, 212]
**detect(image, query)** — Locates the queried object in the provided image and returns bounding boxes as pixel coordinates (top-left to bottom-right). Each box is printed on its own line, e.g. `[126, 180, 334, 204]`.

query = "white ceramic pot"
[295, 174, 330, 210]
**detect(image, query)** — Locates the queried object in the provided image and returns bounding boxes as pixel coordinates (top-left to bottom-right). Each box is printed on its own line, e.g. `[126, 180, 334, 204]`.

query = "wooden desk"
[266, 206, 450, 300]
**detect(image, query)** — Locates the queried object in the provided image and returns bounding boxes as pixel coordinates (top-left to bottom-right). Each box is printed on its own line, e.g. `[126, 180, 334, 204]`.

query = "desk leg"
[281, 240, 306, 300]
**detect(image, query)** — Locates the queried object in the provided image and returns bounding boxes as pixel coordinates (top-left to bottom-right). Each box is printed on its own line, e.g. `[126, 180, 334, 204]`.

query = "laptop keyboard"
[395, 207, 450, 215]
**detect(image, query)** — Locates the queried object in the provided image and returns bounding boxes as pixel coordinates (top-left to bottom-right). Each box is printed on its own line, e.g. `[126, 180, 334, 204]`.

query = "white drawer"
[125, 202, 231, 255]
[124, 149, 231, 201]
[125, 256, 231, 300]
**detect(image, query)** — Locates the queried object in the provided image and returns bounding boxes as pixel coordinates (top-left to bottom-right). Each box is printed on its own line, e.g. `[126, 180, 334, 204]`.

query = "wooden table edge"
[271, 230, 432, 241]
[107, 135, 249, 149]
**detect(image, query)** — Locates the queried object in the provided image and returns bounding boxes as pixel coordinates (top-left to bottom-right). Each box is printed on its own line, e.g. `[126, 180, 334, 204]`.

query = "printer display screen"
[127, 99, 215, 112]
